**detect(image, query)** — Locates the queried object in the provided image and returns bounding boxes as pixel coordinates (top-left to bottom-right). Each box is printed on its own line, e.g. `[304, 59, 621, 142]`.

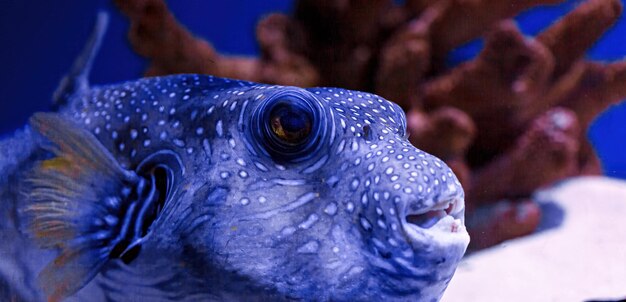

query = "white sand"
[442, 176, 626, 302]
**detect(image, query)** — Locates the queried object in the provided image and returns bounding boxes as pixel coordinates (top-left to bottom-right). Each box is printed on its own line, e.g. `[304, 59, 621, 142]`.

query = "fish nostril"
[362, 125, 373, 141]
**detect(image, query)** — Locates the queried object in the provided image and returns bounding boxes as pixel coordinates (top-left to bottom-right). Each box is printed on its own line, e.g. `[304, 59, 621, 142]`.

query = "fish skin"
[1, 74, 469, 301]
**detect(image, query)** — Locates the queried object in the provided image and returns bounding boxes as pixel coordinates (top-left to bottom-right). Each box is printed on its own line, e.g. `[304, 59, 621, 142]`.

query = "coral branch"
[422, 21, 555, 162]
[468, 108, 580, 205]
[292, 0, 394, 90]
[114, 0, 220, 75]
[422, 21, 553, 116]
[558, 61, 626, 129]
[407, 0, 565, 56]
[407, 107, 475, 160]
[549, 61, 626, 173]
[537, 0, 623, 80]
[256, 14, 319, 87]
[374, 6, 442, 108]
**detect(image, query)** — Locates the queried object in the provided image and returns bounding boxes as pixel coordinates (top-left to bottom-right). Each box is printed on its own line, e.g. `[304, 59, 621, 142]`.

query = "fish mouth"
[406, 197, 464, 231]
[402, 197, 469, 247]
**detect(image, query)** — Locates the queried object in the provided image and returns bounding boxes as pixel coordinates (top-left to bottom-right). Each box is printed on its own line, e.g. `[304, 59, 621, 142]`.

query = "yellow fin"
[22, 112, 139, 301]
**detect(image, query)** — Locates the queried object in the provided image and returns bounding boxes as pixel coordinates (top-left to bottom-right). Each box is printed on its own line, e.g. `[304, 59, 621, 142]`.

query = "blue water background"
[0, 0, 624, 178]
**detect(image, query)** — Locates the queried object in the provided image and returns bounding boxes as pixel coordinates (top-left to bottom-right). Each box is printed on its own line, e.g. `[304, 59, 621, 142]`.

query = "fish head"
[148, 82, 470, 300]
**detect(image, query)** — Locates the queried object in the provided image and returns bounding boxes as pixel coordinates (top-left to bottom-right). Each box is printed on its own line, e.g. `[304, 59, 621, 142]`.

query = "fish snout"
[399, 169, 469, 250]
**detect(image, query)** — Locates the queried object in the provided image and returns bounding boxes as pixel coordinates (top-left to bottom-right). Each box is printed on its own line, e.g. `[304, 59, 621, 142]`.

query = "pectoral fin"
[21, 113, 158, 301]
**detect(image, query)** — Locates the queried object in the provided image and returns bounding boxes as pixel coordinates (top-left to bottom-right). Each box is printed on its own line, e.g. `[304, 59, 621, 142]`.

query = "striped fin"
[21, 113, 141, 301]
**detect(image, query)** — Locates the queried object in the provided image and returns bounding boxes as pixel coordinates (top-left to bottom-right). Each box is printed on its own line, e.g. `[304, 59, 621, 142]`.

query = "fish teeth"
[433, 201, 451, 210]
[431, 201, 450, 211]
[404, 194, 465, 222]
[448, 198, 465, 217]
[432, 216, 465, 233]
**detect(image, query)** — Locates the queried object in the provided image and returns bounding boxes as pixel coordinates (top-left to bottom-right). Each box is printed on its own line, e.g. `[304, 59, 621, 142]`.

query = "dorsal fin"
[53, 12, 109, 108]
[21, 113, 160, 301]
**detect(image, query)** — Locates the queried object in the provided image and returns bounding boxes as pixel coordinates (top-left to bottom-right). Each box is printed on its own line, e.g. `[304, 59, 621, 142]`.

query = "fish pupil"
[270, 104, 312, 145]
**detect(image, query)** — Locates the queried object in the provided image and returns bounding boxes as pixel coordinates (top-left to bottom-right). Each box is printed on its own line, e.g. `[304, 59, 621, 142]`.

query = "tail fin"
[53, 11, 109, 108]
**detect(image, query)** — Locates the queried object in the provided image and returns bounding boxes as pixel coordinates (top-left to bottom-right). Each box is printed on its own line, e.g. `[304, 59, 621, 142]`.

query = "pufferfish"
[0, 13, 469, 302]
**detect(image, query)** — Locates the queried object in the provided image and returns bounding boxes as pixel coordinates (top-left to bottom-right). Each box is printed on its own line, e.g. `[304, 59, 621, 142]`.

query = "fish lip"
[401, 197, 469, 247]
[413, 196, 465, 220]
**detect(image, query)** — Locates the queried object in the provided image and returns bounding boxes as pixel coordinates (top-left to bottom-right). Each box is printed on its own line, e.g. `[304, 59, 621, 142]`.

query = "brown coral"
[114, 0, 626, 250]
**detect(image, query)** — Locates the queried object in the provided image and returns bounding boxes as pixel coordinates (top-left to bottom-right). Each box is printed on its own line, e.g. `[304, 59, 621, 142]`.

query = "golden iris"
[269, 105, 312, 145]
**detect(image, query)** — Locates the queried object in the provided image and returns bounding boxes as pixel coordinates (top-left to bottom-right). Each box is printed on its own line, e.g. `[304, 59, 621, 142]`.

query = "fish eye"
[252, 90, 328, 162]
[269, 102, 312, 145]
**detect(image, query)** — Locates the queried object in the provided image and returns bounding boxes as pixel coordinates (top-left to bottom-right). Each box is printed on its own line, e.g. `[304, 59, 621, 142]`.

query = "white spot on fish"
[281, 226, 296, 236]
[302, 155, 328, 174]
[298, 214, 319, 229]
[173, 139, 185, 147]
[254, 161, 269, 172]
[323, 176, 338, 187]
[297, 241, 320, 254]
[350, 178, 360, 191]
[377, 219, 387, 229]
[202, 139, 212, 156]
[336, 139, 346, 154]
[361, 193, 368, 206]
[360, 217, 372, 231]
[324, 202, 338, 216]
[216, 120, 223, 137]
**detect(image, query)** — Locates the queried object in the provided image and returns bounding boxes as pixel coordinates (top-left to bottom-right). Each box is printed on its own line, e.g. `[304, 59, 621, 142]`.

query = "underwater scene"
[0, 0, 625, 301]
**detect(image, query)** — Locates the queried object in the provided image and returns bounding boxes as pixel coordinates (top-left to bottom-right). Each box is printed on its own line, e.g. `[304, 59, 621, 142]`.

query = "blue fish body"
[0, 14, 469, 302]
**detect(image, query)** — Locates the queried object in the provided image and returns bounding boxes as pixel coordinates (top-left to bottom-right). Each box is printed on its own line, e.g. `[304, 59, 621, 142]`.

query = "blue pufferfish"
[0, 13, 469, 302]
